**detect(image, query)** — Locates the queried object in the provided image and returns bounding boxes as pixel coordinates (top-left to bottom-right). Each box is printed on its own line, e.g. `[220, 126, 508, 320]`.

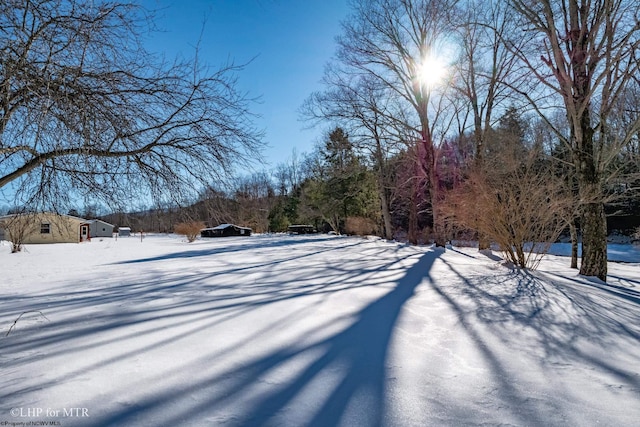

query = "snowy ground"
[1, 234, 639, 426]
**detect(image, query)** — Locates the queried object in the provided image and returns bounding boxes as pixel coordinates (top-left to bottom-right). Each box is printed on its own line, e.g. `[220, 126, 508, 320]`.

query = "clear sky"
[144, 0, 351, 171]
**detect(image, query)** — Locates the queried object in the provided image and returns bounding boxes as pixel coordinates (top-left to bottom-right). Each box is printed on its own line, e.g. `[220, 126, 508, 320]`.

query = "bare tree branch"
[0, 0, 264, 210]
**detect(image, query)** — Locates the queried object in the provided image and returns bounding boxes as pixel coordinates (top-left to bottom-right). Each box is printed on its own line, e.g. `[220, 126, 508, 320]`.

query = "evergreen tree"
[306, 128, 377, 233]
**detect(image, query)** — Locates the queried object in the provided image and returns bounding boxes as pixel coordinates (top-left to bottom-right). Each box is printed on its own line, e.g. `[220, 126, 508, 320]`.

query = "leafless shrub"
[1, 213, 37, 253]
[443, 152, 573, 269]
[174, 221, 205, 243]
[345, 216, 378, 236]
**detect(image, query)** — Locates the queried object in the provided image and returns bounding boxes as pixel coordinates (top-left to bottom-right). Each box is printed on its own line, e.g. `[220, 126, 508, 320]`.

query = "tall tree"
[302, 71, 403, 240]
[0, 0, 262, 210]
[452, 0, 521, 167]
[506, 0, 640, 281]
[451, 0, 522, 248]
[233, 172, 275, 233]
[336, 0, 459, 246]
[305, 128, 376, 233]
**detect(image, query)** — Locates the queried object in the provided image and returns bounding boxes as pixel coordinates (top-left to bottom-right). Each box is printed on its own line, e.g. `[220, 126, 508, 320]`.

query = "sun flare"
[417, 55, 447, 89]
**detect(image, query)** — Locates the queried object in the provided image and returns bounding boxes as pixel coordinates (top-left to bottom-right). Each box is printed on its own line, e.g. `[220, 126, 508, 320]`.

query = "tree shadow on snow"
[235, 251, 439, 427]
[1, 236, 437, 426]
[113, 235, 342, 265]
[431, 256, 640, 425]
[84, 250, 439, 426]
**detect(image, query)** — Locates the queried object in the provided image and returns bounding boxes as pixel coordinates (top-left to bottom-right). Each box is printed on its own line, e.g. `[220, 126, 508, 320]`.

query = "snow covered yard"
[1, 234, 639, 426]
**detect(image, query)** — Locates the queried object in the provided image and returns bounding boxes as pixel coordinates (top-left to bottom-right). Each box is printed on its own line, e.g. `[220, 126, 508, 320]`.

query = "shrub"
[443, 152, 573, 269]
[2, 213, 37, 253]
[345, 216, 378, 236]
[174, 221, 205, 243]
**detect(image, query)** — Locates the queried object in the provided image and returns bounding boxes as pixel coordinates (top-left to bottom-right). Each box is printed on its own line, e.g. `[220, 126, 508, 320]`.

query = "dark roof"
[202, 223, 251, 231]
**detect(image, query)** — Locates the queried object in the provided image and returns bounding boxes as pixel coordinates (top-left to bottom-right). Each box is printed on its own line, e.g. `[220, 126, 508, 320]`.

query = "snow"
[548, 242, 640, 263]
[1, 234, 639, 426]
[211, 223, 233, 229]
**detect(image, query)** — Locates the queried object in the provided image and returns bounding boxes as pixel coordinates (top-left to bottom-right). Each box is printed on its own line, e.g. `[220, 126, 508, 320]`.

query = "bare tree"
[192, 186, 233, 228]
[0, 0, 263, 211]
[1, 212, 37, 253]
[453, 0, 521, 164]
[336, 0, 459, 246]
[302, 69, 405, 240]
[443, 145, 573, 269]
[451, 0, 523, 249]
[232, 172, 275, 232]
[506, 0, 640, 281]
[272, 149, 304, 197]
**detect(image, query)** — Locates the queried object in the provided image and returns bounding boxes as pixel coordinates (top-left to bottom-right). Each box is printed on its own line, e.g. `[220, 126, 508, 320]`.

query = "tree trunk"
[574, 109, 607, 281]
[374, 141, 393, 240]
[326, 213, 341, 235]
[474, 113, 490, 251]
[430, 185, 447, 247]
[569, 217, 578, 269]
[428, 163, 446, 247]
[478, 234, 490, 251]
[422, 128, 446, 247]
[379, 184, 393, 240]
[408, 178, 419, 245]
[580, 201, 607, 281]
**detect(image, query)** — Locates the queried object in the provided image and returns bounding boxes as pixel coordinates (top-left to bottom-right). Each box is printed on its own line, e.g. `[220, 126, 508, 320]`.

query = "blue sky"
[145, 0, 351, 170]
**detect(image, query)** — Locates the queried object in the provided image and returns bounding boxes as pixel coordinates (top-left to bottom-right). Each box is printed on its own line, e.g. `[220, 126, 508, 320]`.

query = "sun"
[417, 55, 448, 89]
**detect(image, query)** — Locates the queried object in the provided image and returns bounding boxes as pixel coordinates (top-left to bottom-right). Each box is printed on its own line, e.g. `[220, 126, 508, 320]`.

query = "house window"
[40, 223, 51, 234]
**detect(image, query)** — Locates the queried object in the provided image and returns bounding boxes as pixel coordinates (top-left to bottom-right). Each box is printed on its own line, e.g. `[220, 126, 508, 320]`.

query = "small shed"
[89, 219, 114, 238]
[118, 226, 131, 237]
[288, 225, 317, 235]
[201, 223, 252, 238]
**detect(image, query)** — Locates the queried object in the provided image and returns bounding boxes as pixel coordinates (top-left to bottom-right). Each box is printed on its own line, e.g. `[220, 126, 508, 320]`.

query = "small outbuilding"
[201, 223, 252, 238]
[118, 226, 131, 237]
[288, 225, 317, 234]
[89, 219, 114, 238]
